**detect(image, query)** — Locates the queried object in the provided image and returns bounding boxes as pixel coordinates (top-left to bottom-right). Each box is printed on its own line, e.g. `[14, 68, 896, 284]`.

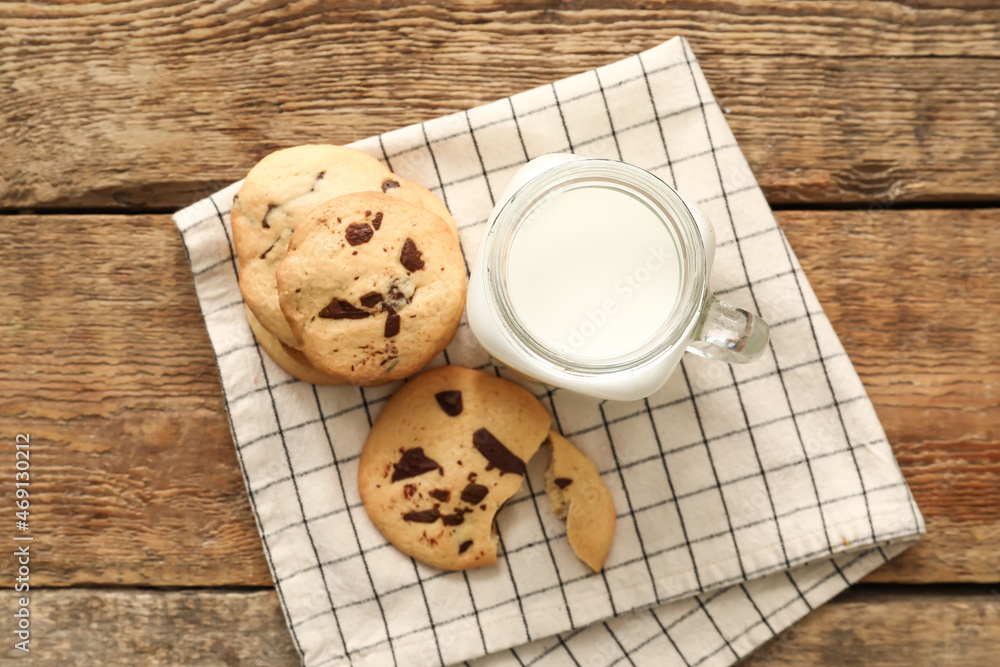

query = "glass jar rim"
[483, 157, 708, 375]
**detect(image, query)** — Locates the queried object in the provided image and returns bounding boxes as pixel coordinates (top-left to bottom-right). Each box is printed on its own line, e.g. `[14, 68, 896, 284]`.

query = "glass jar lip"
[483, 157, 708, 375]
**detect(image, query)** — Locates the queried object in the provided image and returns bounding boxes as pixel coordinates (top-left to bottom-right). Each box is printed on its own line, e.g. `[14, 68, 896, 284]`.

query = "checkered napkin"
[173, 36, 924, 667]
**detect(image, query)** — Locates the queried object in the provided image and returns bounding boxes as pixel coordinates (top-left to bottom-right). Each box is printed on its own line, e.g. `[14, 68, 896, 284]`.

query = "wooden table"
[2, 2, 998, 664]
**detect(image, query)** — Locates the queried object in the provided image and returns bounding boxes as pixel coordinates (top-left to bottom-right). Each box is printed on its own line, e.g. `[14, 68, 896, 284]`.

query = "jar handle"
[686, 294, 770, 363]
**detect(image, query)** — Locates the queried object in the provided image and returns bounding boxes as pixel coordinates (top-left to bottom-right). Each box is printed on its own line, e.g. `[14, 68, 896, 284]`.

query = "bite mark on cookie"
[391, 447, 441, 482]
[434, 391, 463, 416]
[473, 428, 526, 476]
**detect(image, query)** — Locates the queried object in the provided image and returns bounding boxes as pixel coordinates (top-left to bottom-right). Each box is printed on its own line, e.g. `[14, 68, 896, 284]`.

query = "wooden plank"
[0, 588, 300, 665]
[1, 3, 999, 208]
[0, 208, 997, 586]
[742, 586, 1000, 666]
[1, 587, 997, 665]
[778, 208, 1000, 583]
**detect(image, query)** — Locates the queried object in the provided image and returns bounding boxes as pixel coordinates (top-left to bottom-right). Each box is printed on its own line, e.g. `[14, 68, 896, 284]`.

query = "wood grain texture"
[1, 1, 998, 208]
[0, 588, 300, 665]
[741, 586, 1000, 666]
[0, 208, 996, 587]
[778, 208, 1000, 582]
[0, 586, 997, 665]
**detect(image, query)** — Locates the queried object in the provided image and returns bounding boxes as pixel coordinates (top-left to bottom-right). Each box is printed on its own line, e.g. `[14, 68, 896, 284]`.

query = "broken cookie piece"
[357, 366, 551, 570]
[544, 430, 616, 572]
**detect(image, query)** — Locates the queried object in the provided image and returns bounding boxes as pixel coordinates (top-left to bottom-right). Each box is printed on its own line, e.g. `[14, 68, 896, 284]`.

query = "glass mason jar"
[467, 154, 770, 401]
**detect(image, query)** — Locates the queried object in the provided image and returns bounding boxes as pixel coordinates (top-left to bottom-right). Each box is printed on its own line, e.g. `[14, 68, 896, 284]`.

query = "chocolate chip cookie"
[394, 175, 458, 239]
[276, 192, 466, 386]
[544, 430, 616, 572]
[232, 145, 442, 348]
[357, 366, 552, 570]
[244, 306, 341, 385]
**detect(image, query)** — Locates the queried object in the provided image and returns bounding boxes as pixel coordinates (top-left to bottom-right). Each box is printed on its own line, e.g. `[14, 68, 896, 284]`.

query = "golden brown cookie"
[244, 306, 341, 385]
[394, 176, 459, 239]
[232, 145, 427, 348]
[276, 192, 466, 386]
[357, 366, 552, 570]
[545, 430, 616, 572]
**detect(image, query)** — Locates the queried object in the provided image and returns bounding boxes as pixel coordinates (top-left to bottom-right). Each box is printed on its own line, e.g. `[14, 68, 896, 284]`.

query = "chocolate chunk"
[400, 238, 425, 272]
[360, 292, 383, 308]
[441, 512, 465, 526]
[372, 212, 383, 230]
[429, 489, 450, 503]
[318, 299, 370, 320]
[309, 170, 326, 191]
[473, 428, 526, 476]
[460, 483, 489, 505]
[391, 447, 440, 482]
[383, 305, 401, 338]
[365, 210, 371, 217]
[435, 391, 463, 417]
[459, 540, 473, 554]
[346, 223, 374, 246]
[554, 478, 573, 489]
[403, 484, 417, 499]
[382, 179, 400, 192]
[402, 508, 440, 523]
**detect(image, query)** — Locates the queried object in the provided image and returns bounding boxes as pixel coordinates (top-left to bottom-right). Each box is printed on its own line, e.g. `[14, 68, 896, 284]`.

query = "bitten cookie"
[232, 144, 430, 348]
[276, 192, 466, 386]
[358, 366, 551, 570]
[244, 306, 340, 385]
[545, 430, 616, 572]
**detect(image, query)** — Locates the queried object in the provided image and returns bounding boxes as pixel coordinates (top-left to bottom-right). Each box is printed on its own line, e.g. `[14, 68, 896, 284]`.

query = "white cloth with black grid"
[173, 36, 924, 667]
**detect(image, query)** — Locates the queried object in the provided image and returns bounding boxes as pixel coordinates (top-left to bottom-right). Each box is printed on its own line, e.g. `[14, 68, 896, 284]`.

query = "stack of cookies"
[231, 146, 616, 573]
[231, 145, 467, 386]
